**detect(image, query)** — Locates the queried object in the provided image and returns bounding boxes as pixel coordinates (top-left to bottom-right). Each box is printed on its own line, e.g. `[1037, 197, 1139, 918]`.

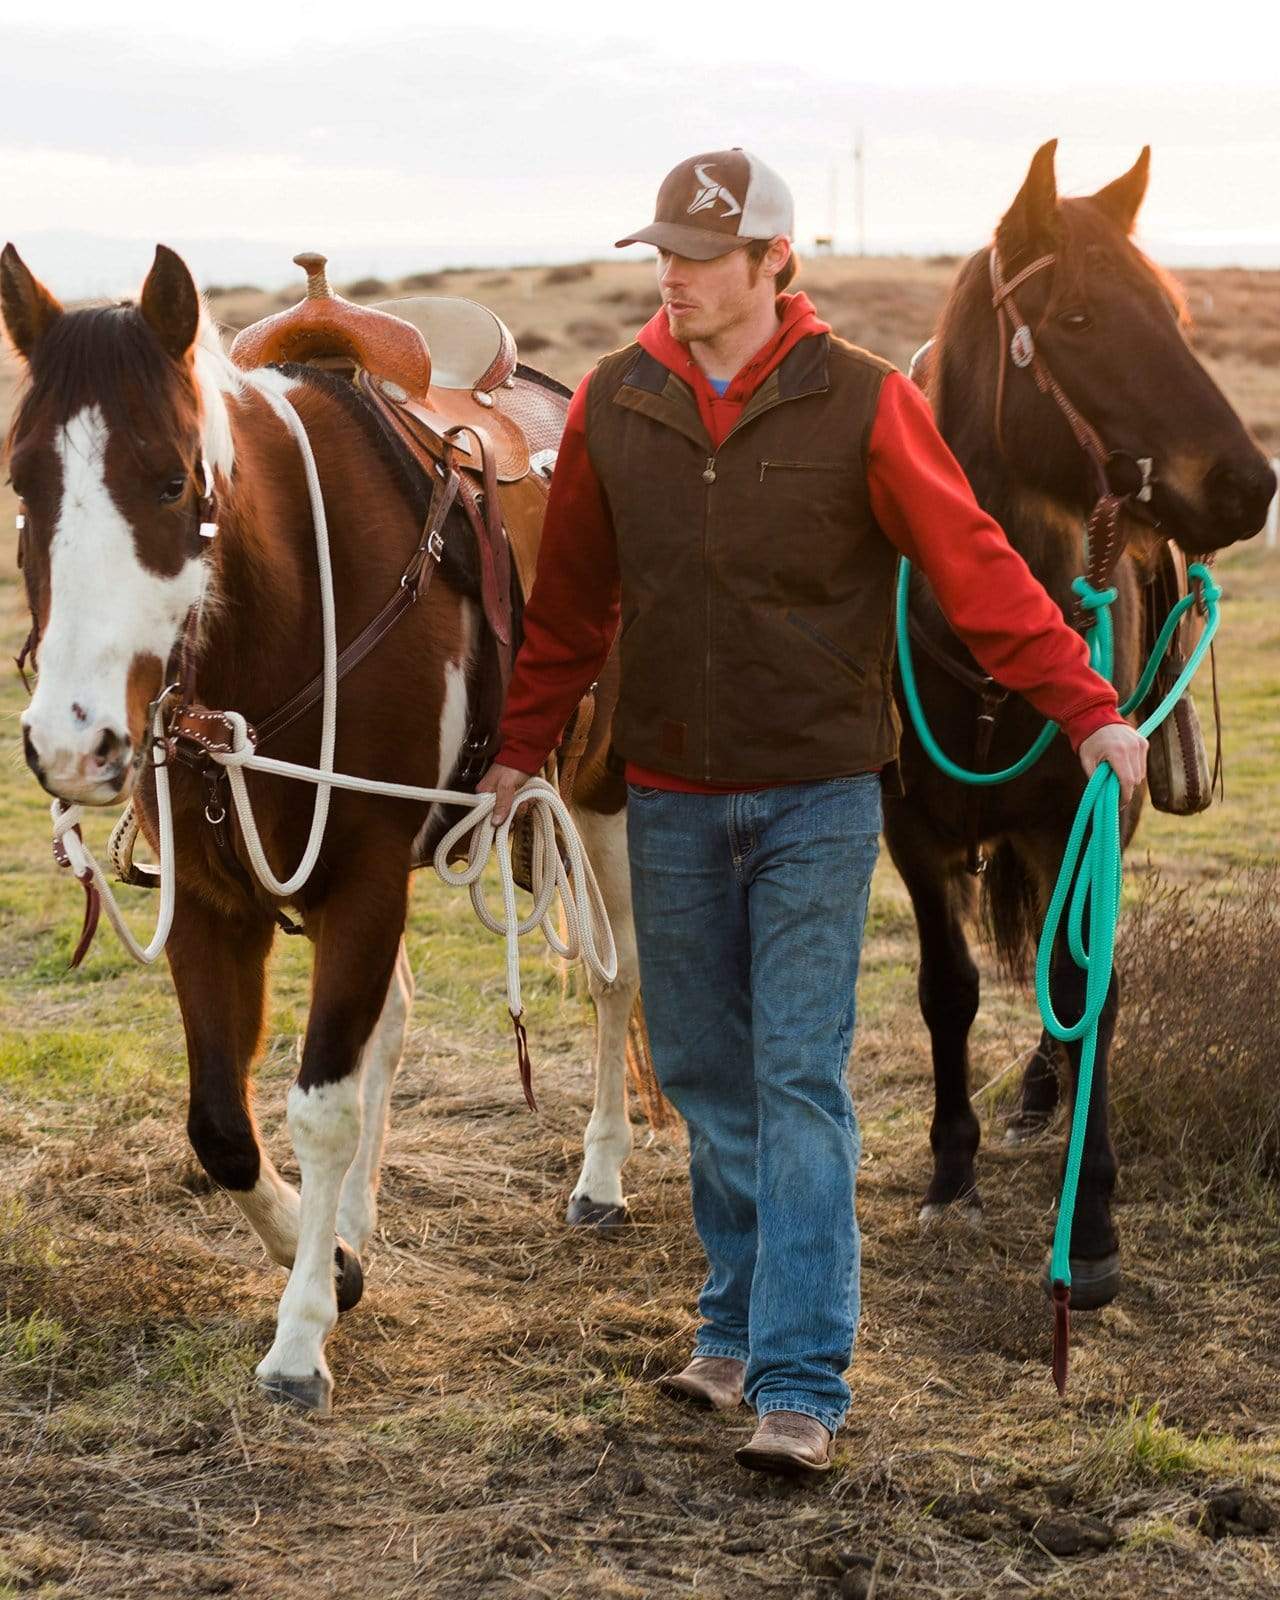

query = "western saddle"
[227, 252, 592, 876]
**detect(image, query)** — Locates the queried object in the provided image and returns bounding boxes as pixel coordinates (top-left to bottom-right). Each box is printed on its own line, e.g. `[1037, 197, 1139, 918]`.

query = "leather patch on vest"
[623, 350, 669, 395]
[659, 720, 687, 760]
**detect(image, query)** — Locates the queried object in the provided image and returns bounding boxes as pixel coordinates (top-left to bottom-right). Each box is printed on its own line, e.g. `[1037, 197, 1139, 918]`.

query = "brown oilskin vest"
[585, 331, 902, 785]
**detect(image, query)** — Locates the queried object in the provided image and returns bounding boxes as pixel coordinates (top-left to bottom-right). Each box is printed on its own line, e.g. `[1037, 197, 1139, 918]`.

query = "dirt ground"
[0, 251, 1278, 1599]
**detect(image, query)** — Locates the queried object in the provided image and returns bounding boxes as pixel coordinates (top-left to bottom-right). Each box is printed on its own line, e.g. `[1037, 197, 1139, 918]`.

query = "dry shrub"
[401, 269, 446, 291]
[345, 275, 388, 299]
[517, 329, 555, 353]
[1111, 864, 1280, 1179]
[541, 262, 593, 287]
[564, 318, 617, 345]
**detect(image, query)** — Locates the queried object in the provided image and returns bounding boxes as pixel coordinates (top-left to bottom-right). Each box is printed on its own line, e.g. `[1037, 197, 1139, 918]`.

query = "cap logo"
[687, 162, 742, 220]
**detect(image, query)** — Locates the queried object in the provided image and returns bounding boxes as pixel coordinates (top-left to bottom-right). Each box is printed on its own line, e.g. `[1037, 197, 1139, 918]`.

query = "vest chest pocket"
[758, 459, 847, 482]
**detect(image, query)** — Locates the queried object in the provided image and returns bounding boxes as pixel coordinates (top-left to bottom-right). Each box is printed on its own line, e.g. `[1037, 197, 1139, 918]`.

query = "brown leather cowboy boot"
[655, 1355, 745, 1411]
[735, 1410, 834, 1476]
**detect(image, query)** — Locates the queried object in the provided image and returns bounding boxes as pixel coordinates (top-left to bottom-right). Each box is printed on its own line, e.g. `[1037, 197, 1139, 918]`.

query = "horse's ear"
[997, 139, 1061, 259]
[139, 244, 200, 362]
[0, 243, 64, 362]
[1089, 147, 1151, 236]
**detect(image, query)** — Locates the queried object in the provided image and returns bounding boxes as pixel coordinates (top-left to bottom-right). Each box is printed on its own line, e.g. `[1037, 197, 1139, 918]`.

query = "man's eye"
[158, 477, 188, 505]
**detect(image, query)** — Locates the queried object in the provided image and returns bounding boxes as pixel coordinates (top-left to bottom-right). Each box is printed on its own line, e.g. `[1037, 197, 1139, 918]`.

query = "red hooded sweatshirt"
[494, 293, 1122, 790]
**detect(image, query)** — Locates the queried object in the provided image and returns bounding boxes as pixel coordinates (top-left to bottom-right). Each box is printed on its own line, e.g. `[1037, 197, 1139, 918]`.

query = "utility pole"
[853, 127, 866, 256]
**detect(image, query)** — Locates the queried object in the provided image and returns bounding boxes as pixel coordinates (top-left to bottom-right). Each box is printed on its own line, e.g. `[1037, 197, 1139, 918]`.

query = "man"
[479, 149, 1146, 1478]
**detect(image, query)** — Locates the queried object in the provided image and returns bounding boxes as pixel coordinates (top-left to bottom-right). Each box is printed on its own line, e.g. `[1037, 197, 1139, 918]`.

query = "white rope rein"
[48, 375, 618, 1015]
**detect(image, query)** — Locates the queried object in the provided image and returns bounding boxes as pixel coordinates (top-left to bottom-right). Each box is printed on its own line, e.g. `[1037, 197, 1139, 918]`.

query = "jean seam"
[692, 1342, 749, 1363]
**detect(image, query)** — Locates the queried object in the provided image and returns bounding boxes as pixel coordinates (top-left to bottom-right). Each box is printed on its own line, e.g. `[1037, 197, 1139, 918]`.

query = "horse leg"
[256, 866, 409, 1413]
[335, 937, 414, 1257]
[168, 892, 303, 1272]
[1046, 921, 1122, 1309]
[884, 808, 983, 1226]
[566, 802, 640, 1229]
[1005, 1028, 1064, 1145]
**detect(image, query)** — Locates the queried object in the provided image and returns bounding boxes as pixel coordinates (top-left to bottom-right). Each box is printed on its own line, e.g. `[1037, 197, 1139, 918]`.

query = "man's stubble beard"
[666, 288, 754, 348]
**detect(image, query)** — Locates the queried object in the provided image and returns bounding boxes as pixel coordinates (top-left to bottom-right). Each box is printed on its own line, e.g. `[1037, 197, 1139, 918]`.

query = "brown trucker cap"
[615, 148, 795, 260]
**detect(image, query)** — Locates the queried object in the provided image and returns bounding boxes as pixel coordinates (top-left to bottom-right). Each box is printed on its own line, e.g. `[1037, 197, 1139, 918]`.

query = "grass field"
[0, 255, 1277, 1599]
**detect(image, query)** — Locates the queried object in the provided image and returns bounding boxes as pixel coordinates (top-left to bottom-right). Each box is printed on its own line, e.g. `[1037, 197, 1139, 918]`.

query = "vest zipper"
[703, 455, 716, 777]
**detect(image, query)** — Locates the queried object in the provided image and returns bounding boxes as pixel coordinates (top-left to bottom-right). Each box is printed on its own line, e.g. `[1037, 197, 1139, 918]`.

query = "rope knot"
[1071, 577, 1119, 614]
[1188, 562, 1222, 611]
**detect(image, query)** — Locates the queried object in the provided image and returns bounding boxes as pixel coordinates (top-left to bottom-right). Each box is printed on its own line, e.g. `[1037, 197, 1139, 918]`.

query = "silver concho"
[530, 448, 559, 479]
[1010, 324, 1036, 369]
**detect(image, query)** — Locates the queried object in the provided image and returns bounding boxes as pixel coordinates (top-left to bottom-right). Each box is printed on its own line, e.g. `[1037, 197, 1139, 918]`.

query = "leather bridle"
[988, 245, 1159, 624]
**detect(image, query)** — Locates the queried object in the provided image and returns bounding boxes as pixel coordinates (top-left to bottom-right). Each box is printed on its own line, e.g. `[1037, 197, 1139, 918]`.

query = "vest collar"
[612, 335, 831, 451]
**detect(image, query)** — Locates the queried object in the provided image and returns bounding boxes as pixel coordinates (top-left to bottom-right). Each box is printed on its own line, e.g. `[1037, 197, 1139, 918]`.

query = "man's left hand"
[1078, 723, 1148, 808]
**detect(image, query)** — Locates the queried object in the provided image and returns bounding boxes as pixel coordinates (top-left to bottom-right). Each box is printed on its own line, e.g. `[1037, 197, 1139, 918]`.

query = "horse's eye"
[158, 476, 188, 505]
[1057, 310, 1093, 333]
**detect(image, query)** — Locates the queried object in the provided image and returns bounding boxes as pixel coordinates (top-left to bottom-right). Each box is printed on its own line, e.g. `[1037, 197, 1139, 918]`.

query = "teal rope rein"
[896, 557, 1223, 1388]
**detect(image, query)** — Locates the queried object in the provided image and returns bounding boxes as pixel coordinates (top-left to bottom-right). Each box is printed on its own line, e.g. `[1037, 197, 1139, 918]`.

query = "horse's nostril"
[92, 727, 130, 770]
[21, 725, 43, 780]
[1207, 459, 1277, 532]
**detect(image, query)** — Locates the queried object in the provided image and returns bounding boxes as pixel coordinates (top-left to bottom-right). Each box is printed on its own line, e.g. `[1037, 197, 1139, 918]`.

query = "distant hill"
[5, 253, 1279, 451]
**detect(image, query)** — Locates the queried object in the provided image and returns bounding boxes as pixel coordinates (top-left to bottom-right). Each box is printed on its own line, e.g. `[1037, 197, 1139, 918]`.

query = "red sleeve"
[494, 373, 621, 775]
[868, 372, 1123, 752]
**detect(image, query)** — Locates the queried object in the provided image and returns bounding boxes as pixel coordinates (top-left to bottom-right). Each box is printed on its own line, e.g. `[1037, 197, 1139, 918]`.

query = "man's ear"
[0, 244, 64, 361]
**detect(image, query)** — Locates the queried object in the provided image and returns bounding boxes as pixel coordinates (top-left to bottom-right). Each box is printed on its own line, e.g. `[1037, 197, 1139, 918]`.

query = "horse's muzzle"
[1204, 457, 1276, 542]
[22, 720, 135, 807]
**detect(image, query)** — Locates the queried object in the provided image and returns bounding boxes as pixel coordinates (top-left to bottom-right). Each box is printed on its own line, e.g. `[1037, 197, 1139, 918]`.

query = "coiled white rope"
[47, 376, 618, 1016]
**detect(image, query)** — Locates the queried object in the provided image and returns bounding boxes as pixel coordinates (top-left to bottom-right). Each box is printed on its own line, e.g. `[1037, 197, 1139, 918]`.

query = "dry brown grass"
[0, 253, 1278, 1599]
[1112, 865, 1280, 1180]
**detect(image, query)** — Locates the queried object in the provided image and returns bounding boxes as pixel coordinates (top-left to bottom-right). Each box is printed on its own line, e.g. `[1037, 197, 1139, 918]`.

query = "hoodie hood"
[634, 291, 831, 446]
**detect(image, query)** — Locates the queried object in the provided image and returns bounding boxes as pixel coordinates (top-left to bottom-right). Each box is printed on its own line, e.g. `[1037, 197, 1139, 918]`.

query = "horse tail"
[980, 839, 1042, 984]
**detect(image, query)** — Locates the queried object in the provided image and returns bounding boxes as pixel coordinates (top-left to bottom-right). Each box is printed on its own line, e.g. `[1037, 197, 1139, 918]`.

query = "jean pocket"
[626, 783, 664, 800]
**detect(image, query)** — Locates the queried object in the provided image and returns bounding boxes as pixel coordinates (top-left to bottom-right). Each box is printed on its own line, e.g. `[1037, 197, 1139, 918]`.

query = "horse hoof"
[1005, 1113, 1052, 1146]
[1041, 1252, 1121, 1311]
[258, 1371, 332, 1414]
[566, 1195, 630, 1232]
[334, 1242, 364, 1314]
[919, 1196, 983, 1231]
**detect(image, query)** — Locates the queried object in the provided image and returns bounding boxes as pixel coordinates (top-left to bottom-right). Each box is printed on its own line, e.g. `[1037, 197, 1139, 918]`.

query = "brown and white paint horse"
[3, 243, 641, 1411]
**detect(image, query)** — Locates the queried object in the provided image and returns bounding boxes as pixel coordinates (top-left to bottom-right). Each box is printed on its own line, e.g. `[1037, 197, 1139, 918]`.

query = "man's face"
[657, 241, 783, 343]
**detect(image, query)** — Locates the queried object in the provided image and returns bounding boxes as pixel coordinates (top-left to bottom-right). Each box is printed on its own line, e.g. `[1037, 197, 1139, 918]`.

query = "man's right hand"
[476, 762, 534, 827]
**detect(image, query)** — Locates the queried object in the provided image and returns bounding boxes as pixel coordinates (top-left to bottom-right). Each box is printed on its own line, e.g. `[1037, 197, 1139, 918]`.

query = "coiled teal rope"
[896, 558, 1222, 1379]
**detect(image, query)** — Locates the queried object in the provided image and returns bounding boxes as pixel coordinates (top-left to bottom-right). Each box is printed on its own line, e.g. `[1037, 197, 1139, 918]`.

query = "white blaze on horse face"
[21, 405, 207, 804]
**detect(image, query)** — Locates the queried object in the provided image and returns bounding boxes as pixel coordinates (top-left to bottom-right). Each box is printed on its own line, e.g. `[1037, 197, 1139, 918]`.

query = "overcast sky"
[3, 1, 1279, 297]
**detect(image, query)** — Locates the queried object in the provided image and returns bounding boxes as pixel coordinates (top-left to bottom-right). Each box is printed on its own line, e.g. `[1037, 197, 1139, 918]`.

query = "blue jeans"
[626, 774, 881, 1435]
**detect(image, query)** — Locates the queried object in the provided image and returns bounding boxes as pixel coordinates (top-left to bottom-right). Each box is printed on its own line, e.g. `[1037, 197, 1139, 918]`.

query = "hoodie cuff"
[1061, 700, 1127, 754]
[493, 740, 548, 778]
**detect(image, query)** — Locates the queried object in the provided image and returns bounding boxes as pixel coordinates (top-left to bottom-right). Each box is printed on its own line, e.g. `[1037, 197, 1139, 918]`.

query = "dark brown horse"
[2, 243, 533, 1411]
[888, 142, 1273, 1305]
